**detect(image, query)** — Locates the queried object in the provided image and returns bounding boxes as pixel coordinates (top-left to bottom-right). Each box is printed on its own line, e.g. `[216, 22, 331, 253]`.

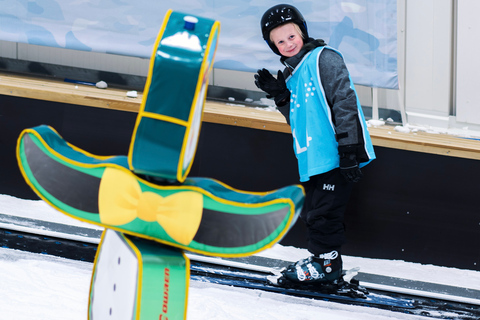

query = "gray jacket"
[276, 40, 362, 149]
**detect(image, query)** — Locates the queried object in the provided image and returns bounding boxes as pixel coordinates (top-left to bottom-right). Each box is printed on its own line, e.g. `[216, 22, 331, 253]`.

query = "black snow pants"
[300, 168, 354, 256]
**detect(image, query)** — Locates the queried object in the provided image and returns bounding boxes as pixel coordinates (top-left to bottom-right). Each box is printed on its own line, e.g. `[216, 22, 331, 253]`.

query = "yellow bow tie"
[98, 167, 203, 245]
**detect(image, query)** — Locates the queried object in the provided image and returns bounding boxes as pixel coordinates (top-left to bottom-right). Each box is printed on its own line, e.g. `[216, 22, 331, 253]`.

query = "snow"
[1, 248, 427, 320]
[1, 194, 479, 320]
[0, 194, 101, 229]
[0, 248, 91, 320]
[366, 119, 480, 140]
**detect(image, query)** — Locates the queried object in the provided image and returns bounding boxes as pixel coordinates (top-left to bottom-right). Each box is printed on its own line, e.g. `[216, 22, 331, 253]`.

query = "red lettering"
[162, 268, 170, 314]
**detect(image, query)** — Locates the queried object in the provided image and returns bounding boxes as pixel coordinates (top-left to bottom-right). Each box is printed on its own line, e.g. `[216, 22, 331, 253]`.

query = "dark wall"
[1, 95, 479, 271]
[191, 122, 300, 191]
[343, 147, 480, 271]
[193, 123, 480, 271]
[1, 95, 136, 199]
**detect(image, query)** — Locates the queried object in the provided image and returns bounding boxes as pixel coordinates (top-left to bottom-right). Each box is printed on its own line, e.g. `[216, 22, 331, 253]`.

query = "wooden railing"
[2, 72, 480, 160]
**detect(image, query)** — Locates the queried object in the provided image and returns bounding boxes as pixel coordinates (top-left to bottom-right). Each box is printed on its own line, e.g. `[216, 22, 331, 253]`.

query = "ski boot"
[280, 251, 343, 285]
[273, 251, 369, 298]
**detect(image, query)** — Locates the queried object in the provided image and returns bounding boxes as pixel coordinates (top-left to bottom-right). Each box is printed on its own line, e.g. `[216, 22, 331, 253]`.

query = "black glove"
[254, 69, 289, 106]
[339, 145, 363, 183]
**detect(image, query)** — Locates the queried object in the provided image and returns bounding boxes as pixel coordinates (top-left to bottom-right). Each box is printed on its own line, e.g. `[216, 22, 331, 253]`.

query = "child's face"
[270, 23, 304, 57]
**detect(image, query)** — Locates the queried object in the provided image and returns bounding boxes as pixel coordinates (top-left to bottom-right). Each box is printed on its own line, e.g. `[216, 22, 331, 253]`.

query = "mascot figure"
[17, 10, 304, 320]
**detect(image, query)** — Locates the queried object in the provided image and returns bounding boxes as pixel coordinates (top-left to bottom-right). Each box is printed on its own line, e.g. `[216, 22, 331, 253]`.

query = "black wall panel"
[1, 95, 478, 270]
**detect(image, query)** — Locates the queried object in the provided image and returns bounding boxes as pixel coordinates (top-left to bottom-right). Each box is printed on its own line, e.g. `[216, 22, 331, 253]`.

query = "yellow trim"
[16, 126, 304, 258]
[47, 126, 115, 160]
[126, 12, 221, 183]
[17, 126, 304, 201]
[128, 9, 173, 170]
[177, 21, 221, 182]
[86, 231, 143, 319]
[139, 111, 189, 127]
[18, 126, 117, 163]
[135, 168, 304, 209]
[16, 127, 130, 206]
[15, 128, 99, 214]
[17, 127, 128, 172]
[182, 251, 190, 320]
[121, 234, 144, 320]
[87, 229, 107, 320]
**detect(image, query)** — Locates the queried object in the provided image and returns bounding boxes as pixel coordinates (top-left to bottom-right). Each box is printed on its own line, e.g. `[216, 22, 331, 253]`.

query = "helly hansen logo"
[323, 184, 335, 191]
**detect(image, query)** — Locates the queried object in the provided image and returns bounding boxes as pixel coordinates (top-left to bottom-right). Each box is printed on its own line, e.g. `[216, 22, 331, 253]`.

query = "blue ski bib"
[286, 46, 375, 182]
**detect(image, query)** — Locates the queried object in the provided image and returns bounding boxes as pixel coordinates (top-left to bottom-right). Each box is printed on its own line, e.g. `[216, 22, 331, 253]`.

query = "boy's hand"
[339, 145, 363, 183]
[254, 69, 289, 106]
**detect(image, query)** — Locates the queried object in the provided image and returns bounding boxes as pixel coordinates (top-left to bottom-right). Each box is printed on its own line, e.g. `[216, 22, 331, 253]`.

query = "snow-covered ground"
[1, 194, 479, 319]
[0, 247, 425, 320]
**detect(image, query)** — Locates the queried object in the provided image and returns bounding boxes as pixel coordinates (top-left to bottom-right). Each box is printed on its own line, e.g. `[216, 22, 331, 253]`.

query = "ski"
[189, 259, 414, 308]
[266, 266, 370, 299]
[189, 258, 480, 320]
[2, 222, 480, 319]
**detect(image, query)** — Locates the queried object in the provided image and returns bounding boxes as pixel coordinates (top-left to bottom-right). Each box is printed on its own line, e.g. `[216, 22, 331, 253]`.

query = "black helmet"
[261, 4, 308, 55]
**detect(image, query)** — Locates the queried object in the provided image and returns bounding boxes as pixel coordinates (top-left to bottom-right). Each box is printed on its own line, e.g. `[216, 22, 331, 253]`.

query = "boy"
[255, 4, 375, 285]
